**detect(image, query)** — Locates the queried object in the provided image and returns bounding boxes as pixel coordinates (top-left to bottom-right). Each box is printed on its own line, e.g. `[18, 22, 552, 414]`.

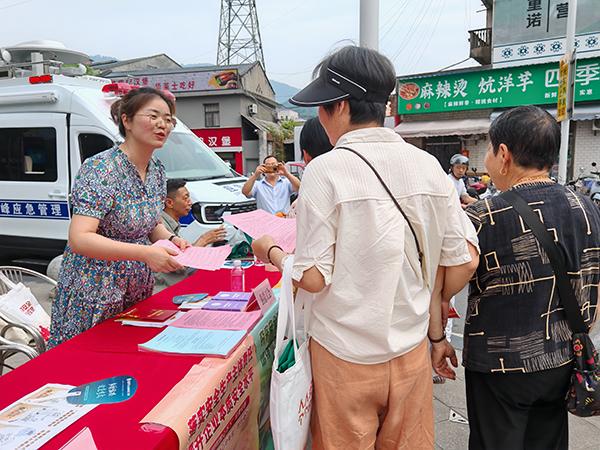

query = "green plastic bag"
[277, 340, 296, 373]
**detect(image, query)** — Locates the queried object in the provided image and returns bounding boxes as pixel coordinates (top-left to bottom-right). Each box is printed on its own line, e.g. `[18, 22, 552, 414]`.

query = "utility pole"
[557, 0, 578, 185]
[217, 0, 265, 69]
[359, 0, 379, 50]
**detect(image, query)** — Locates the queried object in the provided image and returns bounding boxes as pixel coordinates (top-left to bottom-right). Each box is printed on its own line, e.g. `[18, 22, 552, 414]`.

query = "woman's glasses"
[136, 113, 177, 128]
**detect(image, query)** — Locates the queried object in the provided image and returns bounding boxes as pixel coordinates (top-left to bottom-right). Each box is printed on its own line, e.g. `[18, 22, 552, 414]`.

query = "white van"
[0, 44, 255, 268]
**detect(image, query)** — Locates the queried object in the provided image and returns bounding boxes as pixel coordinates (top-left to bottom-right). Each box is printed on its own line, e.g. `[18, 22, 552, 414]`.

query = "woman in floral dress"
[49, 87, 189, 347]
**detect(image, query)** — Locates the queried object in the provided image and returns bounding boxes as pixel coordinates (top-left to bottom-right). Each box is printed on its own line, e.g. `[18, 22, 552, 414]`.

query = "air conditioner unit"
[248, 103, 258, 115]
[592, 118, 600, 132]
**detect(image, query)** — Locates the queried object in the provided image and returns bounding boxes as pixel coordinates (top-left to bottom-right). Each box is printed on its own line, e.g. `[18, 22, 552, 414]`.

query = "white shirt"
[448, 173, 468, 198]
[293, 128, 479, 364]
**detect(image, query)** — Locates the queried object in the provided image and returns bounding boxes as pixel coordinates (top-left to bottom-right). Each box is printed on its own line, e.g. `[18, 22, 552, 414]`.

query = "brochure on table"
[139, 327, 247, 358]
[0, 384, 97, 450]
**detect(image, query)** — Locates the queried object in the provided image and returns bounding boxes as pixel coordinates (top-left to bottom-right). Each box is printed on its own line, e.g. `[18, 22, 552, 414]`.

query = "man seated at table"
[154, 179, 227, 288]
[162, 179, 226, 246]
[241, 155, 301, 216]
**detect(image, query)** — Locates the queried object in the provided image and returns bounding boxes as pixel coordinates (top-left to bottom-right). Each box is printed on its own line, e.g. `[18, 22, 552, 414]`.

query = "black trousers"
[465, 364, 572, 450]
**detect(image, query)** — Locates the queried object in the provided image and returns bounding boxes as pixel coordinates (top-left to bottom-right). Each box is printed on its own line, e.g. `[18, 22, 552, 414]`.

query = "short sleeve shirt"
[448, 173, 467, 198]
[292, 128, 479, 364]
[249, 177, 294, 214]
[70, 147, 166, 243]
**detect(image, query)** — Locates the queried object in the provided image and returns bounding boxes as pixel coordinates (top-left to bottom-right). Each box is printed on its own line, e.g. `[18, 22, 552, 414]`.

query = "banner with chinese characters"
[397, 57, 600, 115]
[112, 69, 239, 93]
[142, 337, 261, 450]
[192, 128, 243, 152]
[492, 0, 600, 66]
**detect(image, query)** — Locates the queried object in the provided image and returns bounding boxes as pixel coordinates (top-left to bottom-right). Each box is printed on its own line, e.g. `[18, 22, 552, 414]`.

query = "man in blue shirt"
[242, 155, 300, 215]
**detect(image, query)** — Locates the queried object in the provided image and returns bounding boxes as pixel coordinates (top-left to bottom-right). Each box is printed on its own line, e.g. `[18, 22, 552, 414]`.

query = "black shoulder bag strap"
[336, 146, 424, 270]
[500, 190, 587, 334]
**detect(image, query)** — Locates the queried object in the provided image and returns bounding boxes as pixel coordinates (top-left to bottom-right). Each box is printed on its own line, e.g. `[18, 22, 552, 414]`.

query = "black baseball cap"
[289, 65, 392, 107]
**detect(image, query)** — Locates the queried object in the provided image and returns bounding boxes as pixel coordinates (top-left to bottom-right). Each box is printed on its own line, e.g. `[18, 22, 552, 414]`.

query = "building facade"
[96, 57, 278, 175]
[395, 0, 600, 179]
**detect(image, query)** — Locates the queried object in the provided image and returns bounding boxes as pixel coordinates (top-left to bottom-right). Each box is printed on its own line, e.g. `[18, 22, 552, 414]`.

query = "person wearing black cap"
[251, 45, 479, 449]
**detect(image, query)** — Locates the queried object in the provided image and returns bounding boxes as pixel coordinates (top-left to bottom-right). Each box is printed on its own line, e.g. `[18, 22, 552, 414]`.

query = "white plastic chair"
[0, 266, 56, 373]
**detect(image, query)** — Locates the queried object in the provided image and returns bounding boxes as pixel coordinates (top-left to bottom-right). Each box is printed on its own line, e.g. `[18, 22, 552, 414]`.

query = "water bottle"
[230, 260, 245, 291]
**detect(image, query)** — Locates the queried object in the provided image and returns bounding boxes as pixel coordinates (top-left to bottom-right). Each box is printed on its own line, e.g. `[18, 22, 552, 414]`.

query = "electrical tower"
[217, 0, 265, 69]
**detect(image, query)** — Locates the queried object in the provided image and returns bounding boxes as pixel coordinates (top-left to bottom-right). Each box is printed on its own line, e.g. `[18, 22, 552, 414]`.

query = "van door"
[0, 113, 69, 262]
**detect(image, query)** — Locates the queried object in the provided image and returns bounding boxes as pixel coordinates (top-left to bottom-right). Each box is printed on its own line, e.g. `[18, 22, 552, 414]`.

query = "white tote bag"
[0, 273, 51, 342]
[270, 256, 313, 450]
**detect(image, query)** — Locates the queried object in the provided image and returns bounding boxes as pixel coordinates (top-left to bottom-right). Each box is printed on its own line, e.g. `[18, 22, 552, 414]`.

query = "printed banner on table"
[141, 337, 260, 450]
[397, 57, 600, 115]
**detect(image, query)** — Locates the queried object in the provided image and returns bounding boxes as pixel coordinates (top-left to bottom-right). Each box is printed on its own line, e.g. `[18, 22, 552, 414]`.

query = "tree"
[266, 120, 296, 161]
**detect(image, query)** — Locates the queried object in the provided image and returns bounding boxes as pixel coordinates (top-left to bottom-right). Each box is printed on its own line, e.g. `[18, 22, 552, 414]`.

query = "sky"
[0, 0, 487, 88]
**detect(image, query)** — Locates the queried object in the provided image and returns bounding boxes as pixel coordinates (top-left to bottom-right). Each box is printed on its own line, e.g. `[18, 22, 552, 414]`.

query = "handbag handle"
[500, 190, 587, 333]
[274, 256, 305, 361]
[337, 146, 424, 269]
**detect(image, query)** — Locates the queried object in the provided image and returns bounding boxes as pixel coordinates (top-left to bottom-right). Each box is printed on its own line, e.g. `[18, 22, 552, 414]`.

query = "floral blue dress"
[49, 147, 166, 347]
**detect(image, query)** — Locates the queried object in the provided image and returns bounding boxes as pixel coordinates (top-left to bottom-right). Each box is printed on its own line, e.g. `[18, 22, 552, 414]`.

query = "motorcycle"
[568, 162, 600, 206]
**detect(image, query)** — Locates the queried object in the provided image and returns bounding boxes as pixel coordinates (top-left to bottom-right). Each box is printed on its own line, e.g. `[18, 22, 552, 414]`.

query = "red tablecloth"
[0, 266, 281, 449]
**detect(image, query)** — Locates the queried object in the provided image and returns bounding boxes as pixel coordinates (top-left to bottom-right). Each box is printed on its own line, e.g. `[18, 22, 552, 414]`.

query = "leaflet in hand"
[139, 327, 246, 358]
[223, 209, 296, 253]
[152, 240, 232, 270]
[170, 310, 262, 331]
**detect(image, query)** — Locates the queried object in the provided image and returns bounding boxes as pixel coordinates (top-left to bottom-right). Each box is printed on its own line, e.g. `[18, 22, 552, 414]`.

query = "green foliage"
[266, 120, 296, 161]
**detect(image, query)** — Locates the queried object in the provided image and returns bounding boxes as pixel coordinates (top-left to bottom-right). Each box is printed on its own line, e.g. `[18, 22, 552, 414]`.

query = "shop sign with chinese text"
[192, 127, 242, 151]
[397, 57, 600, 115]
[112, 69, 239, 93]
[493, 0, 600, 66]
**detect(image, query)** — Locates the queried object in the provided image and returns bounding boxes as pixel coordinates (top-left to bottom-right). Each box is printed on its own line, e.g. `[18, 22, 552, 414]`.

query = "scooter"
[568, 162, 600, 206]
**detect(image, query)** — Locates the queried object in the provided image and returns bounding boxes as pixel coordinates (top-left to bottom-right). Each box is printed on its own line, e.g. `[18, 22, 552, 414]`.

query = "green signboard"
[397, 57, 600, 115]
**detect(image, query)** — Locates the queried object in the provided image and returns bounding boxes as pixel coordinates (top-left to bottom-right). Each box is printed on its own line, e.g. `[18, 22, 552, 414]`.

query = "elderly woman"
[464, 106, 600, 450]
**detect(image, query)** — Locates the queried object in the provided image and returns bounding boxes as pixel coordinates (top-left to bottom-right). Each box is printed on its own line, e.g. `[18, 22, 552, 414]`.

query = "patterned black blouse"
[463, 182, 600, 373]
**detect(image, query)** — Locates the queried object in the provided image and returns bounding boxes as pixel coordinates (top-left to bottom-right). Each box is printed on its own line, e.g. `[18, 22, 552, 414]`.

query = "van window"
[0, 128, 57, 182]
[154, 132, 234, 180]
[79, 134, 115, 162]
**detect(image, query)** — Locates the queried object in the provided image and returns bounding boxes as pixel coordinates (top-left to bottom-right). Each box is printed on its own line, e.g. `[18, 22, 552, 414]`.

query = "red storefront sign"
[192, 128, 244, 173]
[192, 128, 242, 149]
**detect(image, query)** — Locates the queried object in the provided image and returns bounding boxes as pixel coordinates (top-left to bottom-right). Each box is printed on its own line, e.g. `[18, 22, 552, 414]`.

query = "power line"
[0, 0, 33, 10]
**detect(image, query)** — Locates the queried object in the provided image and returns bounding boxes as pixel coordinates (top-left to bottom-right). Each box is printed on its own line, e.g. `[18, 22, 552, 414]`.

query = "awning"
[490, 104, 600, 121]
[394, 118, 490, 138]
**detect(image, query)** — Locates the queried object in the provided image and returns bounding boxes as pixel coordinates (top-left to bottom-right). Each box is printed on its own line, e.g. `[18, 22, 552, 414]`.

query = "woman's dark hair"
[263, 155, 278, 163]
[166, 178, 186, 198]
[489, 106, 561, 170]
[300, 117, 333, 159]
[317, 46, 396, 126]
[110, 87, 176, 137]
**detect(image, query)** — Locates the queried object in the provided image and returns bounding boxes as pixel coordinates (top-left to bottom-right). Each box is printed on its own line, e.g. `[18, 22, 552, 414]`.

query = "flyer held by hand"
[223, 209, 296, 253]
[152, 240, 232, 270]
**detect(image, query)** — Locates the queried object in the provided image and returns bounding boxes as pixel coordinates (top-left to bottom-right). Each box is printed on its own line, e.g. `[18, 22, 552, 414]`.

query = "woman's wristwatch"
[168, 234, 177, 242]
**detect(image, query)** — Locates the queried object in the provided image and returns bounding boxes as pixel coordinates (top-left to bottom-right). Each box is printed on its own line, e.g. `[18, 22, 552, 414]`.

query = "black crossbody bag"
[501, 189, 600, 417]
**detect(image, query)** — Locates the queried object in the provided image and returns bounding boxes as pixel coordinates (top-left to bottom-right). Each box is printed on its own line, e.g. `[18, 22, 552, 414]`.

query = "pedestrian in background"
[242, 154, 300, 215]
[49, 88, 188, 347]
[464, 106, 600, 450]
[253, 45, 479, 449]
[286, 117, 333, 218]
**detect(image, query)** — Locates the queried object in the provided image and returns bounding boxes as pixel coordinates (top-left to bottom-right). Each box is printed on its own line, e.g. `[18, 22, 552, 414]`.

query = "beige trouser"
[309, 338, 434, 450]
